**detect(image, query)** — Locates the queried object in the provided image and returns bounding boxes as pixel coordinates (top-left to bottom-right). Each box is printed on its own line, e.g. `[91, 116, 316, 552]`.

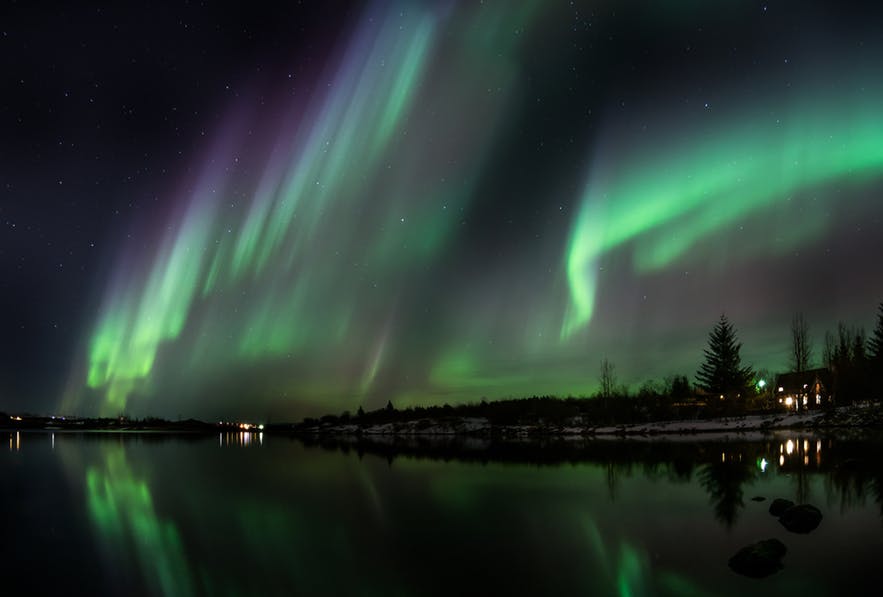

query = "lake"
[2, 431, 882, 596]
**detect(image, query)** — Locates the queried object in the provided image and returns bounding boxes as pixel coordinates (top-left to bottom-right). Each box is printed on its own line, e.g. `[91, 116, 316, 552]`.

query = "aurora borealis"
[3, 1, 883, 418]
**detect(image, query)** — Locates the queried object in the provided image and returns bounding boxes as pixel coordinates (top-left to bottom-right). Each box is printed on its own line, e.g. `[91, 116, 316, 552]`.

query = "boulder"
[728, 539, 787, 578]
[750, 496, 766, 502]
[779, 504, 823, 534]
[768, 498, 794, 517]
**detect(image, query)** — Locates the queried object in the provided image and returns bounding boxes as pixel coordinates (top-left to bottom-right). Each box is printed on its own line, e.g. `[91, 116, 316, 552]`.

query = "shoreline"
[291, 404, 883, 438]
[4, 404, 881, 438]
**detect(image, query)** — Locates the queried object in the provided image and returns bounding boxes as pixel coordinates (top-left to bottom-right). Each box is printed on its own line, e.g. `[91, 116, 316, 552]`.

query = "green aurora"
[61, 2, 883, 419]
[564, 79, 883, 337]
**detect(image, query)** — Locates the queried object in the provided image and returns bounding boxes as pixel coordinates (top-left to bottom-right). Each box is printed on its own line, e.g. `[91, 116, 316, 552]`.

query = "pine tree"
[868, 303, 883, 393]
[696, 314, 753, 398]
[869, 302, 883, 363]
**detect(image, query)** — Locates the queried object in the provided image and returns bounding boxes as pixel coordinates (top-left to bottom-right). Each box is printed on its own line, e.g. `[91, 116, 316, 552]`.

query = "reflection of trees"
[668, 457, 696, 483]
[698, 460, 756, 529]
[606, 462, 618, 500]
[825, 459, 883, 522]
[792, 463, 811, 504]
[308, 434, 883, 521]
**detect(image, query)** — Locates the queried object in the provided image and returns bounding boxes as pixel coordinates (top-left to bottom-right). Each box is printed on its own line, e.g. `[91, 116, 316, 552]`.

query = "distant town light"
[778, 386, 784, 393]
[784, 396, 793, 407]
[758, 379, 767, 389]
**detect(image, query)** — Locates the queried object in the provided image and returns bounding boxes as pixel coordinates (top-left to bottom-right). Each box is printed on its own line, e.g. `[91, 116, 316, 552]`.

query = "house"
[774, 368, 833, 410]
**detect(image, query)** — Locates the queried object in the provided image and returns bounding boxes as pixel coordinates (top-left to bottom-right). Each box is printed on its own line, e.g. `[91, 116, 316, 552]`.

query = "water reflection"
[86, 446, 195, 596]
[582, 519, 711, 597]
[305, 432, 883, 529]
[218, 431, 264, 447]
[2, 432, 881, 595]
[699, 458, 756, 528]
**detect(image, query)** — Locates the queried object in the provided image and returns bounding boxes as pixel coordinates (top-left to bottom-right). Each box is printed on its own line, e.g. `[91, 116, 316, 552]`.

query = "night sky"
[2, 1, 882, 419]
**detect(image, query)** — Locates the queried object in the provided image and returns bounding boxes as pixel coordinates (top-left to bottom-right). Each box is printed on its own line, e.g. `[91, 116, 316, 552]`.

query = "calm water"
[2, 431, 882, 596]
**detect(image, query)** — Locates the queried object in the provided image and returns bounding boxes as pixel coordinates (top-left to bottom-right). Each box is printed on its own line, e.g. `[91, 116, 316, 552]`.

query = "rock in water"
[779, 504, 823, 534]
[751, 496, 766, 502]
[728, 539, 787, 578]
[768, 498, 794, 517]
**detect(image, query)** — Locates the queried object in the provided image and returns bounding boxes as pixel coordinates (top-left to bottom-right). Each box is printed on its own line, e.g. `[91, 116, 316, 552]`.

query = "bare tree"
[790, 312, 812, 373]
[823, 330, 836, 369]
[599, 358, 616, 404]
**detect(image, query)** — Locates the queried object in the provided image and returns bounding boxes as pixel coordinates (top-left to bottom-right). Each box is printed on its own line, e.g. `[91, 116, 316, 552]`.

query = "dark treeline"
[1, 415, 220, 432]
[302, 302, 883, 428]
[299, 386, 698, 430]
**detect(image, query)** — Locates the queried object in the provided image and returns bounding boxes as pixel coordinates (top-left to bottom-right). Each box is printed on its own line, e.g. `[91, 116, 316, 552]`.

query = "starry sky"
[2, 1, 882, 419]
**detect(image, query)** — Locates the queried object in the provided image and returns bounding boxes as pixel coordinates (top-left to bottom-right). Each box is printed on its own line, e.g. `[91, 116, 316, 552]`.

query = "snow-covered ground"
[301, 404, 883, 437]
[298, 405, 883, 438]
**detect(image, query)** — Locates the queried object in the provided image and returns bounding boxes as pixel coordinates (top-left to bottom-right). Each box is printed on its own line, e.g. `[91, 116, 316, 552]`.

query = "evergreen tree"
[696, 314, 753, 398]
[868, 303, 883, 396]
[869, 302, 883, 363]
[825, 322, 868, 404]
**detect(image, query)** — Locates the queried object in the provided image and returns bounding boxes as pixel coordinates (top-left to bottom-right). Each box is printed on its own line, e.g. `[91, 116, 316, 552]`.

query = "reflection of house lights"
[786, 439, 794, 455]
[760, 458, 768, 472]
[779, 455, 785, 466]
